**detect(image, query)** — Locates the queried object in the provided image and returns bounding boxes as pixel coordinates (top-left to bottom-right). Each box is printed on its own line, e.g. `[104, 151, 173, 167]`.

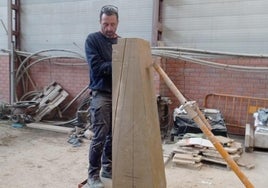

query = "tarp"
[172, 107, 227, 138]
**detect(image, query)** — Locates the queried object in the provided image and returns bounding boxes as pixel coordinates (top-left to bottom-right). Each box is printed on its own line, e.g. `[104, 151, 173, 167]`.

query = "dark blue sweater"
[85, 31, 118, 93]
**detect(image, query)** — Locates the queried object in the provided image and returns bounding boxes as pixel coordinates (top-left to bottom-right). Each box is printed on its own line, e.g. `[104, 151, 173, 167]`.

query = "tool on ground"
[0, 100, 38, 124]
[151, 62, 254, 188]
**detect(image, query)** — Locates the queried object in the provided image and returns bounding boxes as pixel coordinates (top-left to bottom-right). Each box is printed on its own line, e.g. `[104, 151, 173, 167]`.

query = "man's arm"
[85, 36, 112, 77]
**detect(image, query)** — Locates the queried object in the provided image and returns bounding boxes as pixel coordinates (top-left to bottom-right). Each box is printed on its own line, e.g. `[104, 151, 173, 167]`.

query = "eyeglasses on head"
[101, 5, 118, 13]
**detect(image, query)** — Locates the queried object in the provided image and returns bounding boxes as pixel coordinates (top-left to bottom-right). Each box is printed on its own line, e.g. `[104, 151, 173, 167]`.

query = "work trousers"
[88, 90, 112, 178]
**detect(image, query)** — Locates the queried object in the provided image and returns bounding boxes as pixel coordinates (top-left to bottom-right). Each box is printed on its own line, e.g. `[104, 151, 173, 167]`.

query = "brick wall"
[28, 58, 89, 95]
[0, 54, 10, 103]
[158, 57, 268, 134]
[160, 57, 268, 108]
[26, 58, 89, 117]
[2, 53, 268, 134]
[21, 57, 160, 119]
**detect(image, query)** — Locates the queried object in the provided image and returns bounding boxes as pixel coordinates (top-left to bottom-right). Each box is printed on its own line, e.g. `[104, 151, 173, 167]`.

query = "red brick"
[158, 57, 268, 115]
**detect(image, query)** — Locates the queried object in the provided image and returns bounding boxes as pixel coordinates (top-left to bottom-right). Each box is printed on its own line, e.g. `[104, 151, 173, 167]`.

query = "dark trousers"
[88, 91, 112, 178]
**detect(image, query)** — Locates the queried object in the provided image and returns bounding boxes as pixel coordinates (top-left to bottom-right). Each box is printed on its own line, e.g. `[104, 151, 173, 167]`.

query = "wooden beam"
[112, 38, 166, 188]
[26, 122, 72, 134]
[152, 62, 254, 188]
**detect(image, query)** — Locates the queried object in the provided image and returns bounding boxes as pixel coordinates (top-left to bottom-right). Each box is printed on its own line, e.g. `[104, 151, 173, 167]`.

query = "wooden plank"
[245, 123, 254, 152]
[177, 137, 214, 148]
[172, 159, 203, 169]
[26, 122, 72, 133]
[172, 158, 196, 165]
[224, 147, 239, 154]
[202, 151, 240, 161]
[112, 38, 166, 188]
[201, 156, 228, 166]
[236, 161, 255, 170]
[215, 135, 234, 145]
[173, 153, 202, 162]
[173, 147, 200, 155]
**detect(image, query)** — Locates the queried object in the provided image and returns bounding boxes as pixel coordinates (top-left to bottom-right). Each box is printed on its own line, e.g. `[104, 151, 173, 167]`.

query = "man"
[84, 5, 119, 188]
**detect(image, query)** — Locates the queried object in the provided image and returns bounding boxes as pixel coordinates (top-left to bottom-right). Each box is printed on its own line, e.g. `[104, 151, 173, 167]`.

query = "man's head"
[99, 5, 119, 38]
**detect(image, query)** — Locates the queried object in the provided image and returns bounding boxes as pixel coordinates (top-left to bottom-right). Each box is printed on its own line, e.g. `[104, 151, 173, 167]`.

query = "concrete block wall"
[0, 55, 10, 103]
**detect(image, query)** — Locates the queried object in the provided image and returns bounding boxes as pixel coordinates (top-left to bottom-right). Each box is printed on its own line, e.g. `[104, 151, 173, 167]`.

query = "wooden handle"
[151, 62, 254, 188]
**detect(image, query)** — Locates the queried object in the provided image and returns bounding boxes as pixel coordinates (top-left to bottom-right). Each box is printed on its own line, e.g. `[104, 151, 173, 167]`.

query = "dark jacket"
[85, 31, 117, 93]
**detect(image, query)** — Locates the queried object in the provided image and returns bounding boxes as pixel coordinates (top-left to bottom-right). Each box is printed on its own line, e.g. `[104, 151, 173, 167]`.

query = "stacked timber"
[172, 136, 244, 169]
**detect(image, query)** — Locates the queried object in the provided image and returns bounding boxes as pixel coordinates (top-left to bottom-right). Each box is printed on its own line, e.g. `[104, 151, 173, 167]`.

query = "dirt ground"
[1, 121, 268, 188]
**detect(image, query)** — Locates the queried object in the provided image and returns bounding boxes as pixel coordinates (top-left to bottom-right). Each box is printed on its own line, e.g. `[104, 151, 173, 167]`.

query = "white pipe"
[61, 85, 88, 113]
[10, 42, 15, 104]
[152, 46, 268, 58]
[152, 50, 268, 72]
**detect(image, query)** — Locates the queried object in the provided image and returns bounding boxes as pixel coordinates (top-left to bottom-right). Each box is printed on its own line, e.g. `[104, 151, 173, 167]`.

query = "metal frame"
[8, 0, 20, 104]
[204, 93, 268, 134]
[8, 0, 20, 50]
[152, 0, 163, 46]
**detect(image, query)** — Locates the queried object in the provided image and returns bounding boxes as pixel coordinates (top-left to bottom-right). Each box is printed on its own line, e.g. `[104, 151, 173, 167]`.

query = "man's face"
[100, 13, 118, 38]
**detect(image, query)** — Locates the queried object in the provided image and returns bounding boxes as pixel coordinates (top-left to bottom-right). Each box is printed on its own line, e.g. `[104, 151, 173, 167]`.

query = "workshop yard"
[0, 121, 268, 188]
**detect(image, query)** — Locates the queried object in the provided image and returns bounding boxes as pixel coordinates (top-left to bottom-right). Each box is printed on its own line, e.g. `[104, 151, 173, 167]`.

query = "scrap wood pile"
[171, 135, 254, 169]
